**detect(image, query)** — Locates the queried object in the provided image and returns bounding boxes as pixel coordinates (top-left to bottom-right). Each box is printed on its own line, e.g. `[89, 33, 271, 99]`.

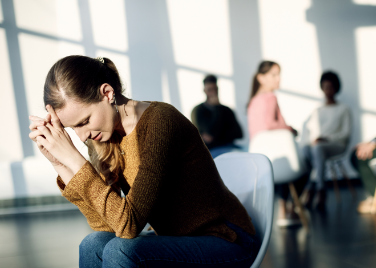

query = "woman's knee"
[79, 232, 116, 255]
[102, 238, 144, 267]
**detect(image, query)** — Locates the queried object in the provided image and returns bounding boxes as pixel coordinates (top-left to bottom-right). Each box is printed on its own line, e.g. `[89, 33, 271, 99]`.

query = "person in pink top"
[247, 61, 300, 227]
[247, 61, 296, 138]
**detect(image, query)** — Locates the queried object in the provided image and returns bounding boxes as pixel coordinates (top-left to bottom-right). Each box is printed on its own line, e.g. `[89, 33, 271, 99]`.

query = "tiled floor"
[0, 187, 375, 268]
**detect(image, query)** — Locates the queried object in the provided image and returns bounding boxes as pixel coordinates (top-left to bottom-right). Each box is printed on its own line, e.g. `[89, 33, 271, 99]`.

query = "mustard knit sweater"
[57, 102, 255, 242]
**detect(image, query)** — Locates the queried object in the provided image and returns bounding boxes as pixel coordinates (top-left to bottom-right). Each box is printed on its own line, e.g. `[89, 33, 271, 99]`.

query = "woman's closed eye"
[73, 118, 90, 128]
[78, 120, 89, 127]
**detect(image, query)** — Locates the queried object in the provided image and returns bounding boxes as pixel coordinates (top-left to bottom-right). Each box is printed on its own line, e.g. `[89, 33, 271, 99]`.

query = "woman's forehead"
[56, 101, 91, 127]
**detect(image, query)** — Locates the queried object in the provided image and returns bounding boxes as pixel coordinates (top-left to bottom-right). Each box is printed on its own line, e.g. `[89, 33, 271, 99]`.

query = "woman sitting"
[301, 71, 351, 210]
[28, 56, 259, 268]
[247, 61, 299, 227]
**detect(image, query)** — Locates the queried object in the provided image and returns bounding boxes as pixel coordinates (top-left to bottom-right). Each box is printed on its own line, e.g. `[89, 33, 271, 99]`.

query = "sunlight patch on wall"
[258, 0, 322, 98]
[355, 26, 376, 141]
[18, 34, 84, 155]
[14, 0, 82, 41]
[161, 70, 171, 104]
[361, 114, 376, 141]
[167, 0, 233, 76]
[353, 0, 376, 5]
[217, 78, 236, 111]
[176, 68, 206, 120]
[0, 29, 23, 161]
[276, 92, 321, 140]
[89, 0, 128, 52]
[96, 50, 132, 98]
[355, 26, 376, 113]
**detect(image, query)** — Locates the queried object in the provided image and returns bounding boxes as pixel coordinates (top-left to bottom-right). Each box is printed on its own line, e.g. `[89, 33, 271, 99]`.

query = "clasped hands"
[29, 105, 86, 184]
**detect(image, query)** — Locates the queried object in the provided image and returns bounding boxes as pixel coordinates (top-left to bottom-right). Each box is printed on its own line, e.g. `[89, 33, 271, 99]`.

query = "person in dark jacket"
[191, 74, 243, 158]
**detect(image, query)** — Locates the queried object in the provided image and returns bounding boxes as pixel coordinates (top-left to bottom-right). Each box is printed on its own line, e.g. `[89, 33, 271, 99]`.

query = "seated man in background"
[191, 74, 243, 158]
[300, 71, 352, 209]
[351, 138, 376, 214]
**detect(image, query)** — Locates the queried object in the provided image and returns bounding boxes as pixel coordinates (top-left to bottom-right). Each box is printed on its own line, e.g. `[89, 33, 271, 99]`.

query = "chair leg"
[330, 165, 341, 202]
[371, 188, 376, 214]
[337, 162, 356, 200]
[289, 182, 309, 231]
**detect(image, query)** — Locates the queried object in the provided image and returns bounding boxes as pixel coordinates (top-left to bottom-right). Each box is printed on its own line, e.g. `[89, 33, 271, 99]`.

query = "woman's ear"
[256, 73, 264, 85]
[99, 83, 115, 103]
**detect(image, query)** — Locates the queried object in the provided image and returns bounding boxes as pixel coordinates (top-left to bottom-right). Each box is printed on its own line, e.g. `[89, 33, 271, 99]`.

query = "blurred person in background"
[191, 74, 243, 158]
[300, 71, 351, 210]
[351, 138, 376, 214]
[28, 56, 259, 268]
[247, 61, 301, 227]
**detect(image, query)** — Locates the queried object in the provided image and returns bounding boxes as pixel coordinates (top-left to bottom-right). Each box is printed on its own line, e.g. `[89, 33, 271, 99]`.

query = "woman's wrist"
[65, 153, 87, 176]
[53, 164, 75, 185]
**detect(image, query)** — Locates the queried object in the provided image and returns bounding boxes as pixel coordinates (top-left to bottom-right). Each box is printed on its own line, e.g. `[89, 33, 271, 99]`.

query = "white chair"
[214, 152, 274, 268]
[249, 129, 309, 230]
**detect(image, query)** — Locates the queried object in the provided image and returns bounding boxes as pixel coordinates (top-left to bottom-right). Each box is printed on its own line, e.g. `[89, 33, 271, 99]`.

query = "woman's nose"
[75, 128, 89, 142]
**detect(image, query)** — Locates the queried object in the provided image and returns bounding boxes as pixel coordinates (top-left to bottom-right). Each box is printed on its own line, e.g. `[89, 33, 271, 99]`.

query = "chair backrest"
[214, 152, 274, 268]
[249, 129, 305, 184]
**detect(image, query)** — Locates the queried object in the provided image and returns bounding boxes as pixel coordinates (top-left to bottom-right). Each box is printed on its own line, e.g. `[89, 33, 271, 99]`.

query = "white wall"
[0, 0, 376, 199]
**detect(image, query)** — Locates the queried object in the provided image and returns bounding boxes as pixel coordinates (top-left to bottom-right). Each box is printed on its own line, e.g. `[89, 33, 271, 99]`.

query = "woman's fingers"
[36, 135, 48, 148]
[29, 120, 46, 131]
[29, 129, 44, 141]
[37, 125, 53, 141]
[29, 115, 45, 121]
[29, 115, 51, 131]
[45, 113, 52, 122]
[46, 105, 62, 129]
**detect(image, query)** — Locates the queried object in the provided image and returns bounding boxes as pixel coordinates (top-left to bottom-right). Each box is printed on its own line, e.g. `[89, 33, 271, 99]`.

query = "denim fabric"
[79, 222, 260, 268]
[302, 143, 346, 190]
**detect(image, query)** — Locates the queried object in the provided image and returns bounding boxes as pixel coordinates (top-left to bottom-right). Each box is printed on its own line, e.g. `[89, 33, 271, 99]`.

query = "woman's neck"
[114, 96, 138, 136]
[325, 98, 336, 105]
[257, 87, 274, 95]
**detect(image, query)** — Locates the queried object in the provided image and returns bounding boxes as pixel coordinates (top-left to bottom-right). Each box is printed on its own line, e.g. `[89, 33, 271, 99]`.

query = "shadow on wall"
[228, 0, 262, 147]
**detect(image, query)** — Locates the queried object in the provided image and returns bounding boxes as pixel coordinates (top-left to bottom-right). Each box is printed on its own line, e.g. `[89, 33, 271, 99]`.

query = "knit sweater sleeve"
[60, 111, 177, 239]
[56, 176, 115, 233]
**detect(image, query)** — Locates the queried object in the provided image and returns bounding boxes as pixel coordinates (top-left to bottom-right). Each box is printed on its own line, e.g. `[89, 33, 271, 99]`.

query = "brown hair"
[44, 55, 125, 186]
[247, 61, 279, 107]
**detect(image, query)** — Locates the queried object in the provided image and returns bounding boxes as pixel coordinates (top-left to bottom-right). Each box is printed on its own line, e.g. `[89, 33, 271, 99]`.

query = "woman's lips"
[93, 132, 102, 141]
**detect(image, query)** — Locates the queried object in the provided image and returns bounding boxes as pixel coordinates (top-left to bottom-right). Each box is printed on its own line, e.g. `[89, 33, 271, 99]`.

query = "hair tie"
[95, 57, 104, 64]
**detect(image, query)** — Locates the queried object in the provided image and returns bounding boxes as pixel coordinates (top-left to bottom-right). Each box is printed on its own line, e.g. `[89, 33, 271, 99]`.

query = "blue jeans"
[303, 143, 346, 190]
[79, 222, 260, 268]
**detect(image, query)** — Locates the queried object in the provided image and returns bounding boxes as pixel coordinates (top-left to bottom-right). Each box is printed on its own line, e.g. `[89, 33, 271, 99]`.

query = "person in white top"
[301, 71, 352, 209]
